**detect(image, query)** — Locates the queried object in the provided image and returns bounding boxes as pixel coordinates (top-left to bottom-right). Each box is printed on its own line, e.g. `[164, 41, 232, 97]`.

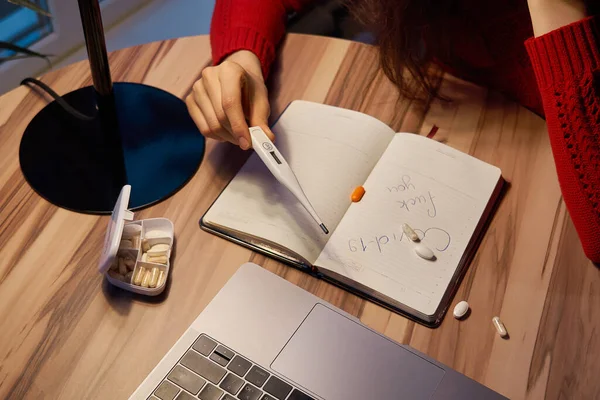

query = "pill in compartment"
[124, 258, 135, 270]
[142, 237, 171, 252]
[122, 223, 142, 238]
[131, 262, 168, 289]
[147, 243, 170, 257]
[140, 234, 172, 268]
[133, 265, 145, 286]
[157, 269, 166, 288]
[149, 267, 160, 287]
[111, 218, 173, 294]
[108, 270, 125, 282]
[118, 257, 128, 275]
[141, 268, 151, 288]
[143, 229, 171, 239]
[115, 249, 138, 276]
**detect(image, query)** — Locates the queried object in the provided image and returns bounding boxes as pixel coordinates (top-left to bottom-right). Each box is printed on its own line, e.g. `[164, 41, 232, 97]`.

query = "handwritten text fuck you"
[387, 175, 437, 218]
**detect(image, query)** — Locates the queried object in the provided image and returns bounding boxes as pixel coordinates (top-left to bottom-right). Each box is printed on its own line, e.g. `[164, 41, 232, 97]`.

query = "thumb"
[258, 124, 275, 142]
[249, 111, 274, 142]
[247, 89, 274, 142]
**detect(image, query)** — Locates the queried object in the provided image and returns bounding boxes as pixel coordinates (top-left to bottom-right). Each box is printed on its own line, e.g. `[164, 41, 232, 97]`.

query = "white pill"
[107, 270, 124, 281]
[122, 224, 142, 238]
[414, 244, 435, 260]
[402, 223, 419, 242]
[453, 301, 469, 319]
[118, 257, 128, 275]
[492, 316, 508, 338]
[147, 244, 170, 257]
[144, 229, 170, 239]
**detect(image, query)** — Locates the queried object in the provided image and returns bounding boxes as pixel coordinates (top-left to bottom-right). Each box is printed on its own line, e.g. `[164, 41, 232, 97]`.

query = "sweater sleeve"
[525, 16, 600, 263]
[210, 0, 316, 78]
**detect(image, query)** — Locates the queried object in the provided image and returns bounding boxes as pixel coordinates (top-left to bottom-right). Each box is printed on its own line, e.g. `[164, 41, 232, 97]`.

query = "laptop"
[130, 263, 506, 400]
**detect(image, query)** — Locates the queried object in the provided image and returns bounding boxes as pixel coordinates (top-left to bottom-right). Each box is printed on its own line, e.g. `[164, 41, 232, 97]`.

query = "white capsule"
[414, 244, 435, 260]
[402, 223, 419, 242]
[492, 316, 508, 338]
[156, 270, 166, 288]
[124, 257, 136, 270]
[118, 257, 128, 275]
[453, 301, 469, 319]
[141, 268, 152, 288]
[107, 270, 125, 281]
[133, 267, 145, 286]
[119, 239, 133, 248]
[148, 267, 160, 288]
[131, 235, 140, 249]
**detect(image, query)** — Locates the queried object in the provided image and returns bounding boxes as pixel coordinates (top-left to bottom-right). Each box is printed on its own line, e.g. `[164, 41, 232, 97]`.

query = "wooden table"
[1, 34, 599, 400]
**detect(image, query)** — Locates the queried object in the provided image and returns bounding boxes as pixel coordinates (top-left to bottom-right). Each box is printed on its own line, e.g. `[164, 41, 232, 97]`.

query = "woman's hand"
[528, 0, 586, 36]
[186, 50, 275, 150]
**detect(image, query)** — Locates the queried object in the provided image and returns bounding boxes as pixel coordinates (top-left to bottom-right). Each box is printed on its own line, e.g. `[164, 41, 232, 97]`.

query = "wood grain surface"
[1, 34, 599, 400]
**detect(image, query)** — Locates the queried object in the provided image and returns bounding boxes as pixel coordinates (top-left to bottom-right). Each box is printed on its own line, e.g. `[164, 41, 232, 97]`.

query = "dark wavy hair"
[349, 0, 599, 100]
[348, 0, 463, 100]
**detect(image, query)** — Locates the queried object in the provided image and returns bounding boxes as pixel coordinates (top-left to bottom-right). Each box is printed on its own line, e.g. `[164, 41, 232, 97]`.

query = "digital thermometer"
[249, 126, 329, 234]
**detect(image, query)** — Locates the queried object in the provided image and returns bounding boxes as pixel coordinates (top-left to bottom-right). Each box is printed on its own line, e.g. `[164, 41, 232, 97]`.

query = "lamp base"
[19, 82, 205, 214]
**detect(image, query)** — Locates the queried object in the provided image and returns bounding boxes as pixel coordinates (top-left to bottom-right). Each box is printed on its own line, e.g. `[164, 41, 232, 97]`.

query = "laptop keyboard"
[150, 334, 315, 400]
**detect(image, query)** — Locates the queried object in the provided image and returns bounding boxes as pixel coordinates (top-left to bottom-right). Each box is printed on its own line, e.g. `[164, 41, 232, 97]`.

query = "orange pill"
[351, 186, 365, 202]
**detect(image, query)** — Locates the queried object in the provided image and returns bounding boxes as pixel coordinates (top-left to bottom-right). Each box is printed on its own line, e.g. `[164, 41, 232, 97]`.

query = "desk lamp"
[19, 0, 205, 213]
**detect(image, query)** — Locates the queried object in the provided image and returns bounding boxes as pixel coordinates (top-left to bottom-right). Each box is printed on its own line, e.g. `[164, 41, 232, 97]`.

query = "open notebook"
[201, 100, 503, 326]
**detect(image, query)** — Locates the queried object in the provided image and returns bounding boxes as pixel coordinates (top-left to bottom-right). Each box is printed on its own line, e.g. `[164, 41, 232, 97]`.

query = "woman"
[186, 0, 600, 262]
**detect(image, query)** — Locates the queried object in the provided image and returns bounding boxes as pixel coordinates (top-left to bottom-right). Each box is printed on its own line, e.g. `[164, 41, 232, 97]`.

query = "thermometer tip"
[320, 223, 329, 234]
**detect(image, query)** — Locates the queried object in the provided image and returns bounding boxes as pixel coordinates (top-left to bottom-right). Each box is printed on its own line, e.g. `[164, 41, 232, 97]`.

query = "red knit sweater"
[210, 0, 600, 263]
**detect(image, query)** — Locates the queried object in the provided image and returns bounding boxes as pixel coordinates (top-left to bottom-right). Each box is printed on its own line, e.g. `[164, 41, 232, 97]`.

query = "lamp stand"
[18, 0, 205, 213]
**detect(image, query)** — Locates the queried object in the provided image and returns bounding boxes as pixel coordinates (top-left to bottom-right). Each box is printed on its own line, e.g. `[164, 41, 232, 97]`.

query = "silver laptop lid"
[130, 263, 506, 399]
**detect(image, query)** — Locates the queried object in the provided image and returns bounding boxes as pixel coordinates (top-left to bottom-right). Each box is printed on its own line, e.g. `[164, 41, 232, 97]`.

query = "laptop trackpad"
[271, 304, 444, 400]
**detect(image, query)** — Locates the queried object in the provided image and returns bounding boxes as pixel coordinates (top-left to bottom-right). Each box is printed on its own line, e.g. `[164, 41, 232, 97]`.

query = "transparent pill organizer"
[98, 185, 173, 296]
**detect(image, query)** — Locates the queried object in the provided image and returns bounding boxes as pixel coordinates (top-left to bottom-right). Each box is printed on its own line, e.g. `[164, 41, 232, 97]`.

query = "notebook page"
[315, 133, 501, 315]
[203, 100, 395, 264]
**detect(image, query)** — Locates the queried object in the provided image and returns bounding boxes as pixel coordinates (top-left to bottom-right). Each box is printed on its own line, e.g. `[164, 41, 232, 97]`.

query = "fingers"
[187, 59, 274, 149]
[185, 95, 210, 137]
[202, 67, 233, 134]
[247, 80, 275, 142]
[218, 62, 251, 150]
[262, 125, 276, 142]
[191, 75, 235, 143]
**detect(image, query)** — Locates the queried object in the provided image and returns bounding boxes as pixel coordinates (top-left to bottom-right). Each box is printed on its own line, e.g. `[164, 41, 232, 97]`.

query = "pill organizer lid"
[98, 185, 134, 274]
